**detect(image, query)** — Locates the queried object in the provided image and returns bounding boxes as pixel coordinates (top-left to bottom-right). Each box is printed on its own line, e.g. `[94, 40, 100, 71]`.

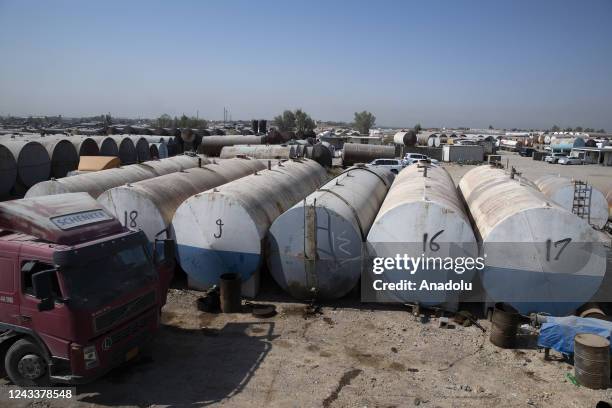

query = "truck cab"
[0, 193, 174, 386]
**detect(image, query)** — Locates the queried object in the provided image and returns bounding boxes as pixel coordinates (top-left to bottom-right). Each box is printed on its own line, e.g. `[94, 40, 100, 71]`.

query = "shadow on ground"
[77, 321, 277, 407]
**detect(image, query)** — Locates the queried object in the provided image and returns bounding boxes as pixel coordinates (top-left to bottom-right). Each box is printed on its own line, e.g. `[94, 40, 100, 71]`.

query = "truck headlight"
[83, 345, 99, 369]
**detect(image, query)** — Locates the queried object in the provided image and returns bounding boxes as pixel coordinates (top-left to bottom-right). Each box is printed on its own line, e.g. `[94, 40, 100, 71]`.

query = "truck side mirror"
[32, 269, 56, 311]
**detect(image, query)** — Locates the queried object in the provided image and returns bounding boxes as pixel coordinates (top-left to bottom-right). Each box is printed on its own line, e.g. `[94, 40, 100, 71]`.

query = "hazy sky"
[0, 0, 610, 129]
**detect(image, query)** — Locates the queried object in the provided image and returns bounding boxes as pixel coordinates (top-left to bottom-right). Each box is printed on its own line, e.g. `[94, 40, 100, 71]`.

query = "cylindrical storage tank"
[366, 164, 478, 305]
[150, 142, 168, 159]
[0, 143, 18, 195]
[550, 137, 585, 152]
[533, 175, 609, 229]
[417, 133, 435, 146]
[71, 137, 99, 156]
[172, 159, 328, 288]
[268, 165, 394, 300]
[310, 143, 333, 167]
[197, 135, 264, 156]
[438, 134, 448, 145]
[393, 131, 417, 146]
[219, 145, 295, 160]
[98, 158, 266, 250]
[458, 166, 608, 315]
[574, 333, 610, 390]
[90, 136, 119, 157]
[110, 136, 138, 164]
[26, 155, 206, 198]
[341, 143, 395, 166]
[0, 141, 51, 187]
[38, 138, 79, 178]
[129, 136, 150, 162]
[428, 137, 437, 147]
[153, 127, 169, 136]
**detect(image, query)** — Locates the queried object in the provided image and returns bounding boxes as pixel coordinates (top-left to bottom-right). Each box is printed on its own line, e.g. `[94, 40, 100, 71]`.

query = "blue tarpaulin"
[537, 316, 612, 355]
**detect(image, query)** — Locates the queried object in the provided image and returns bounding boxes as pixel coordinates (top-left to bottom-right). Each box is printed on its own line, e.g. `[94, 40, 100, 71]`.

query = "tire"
[5, 339, 50, 386]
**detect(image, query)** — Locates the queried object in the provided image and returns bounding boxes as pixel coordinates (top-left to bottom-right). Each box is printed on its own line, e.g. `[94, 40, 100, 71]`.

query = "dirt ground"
[2, 151, 612, 407]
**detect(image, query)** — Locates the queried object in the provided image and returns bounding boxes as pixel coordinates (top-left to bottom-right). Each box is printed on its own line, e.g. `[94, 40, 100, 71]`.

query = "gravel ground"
[1, 151, 611, 407]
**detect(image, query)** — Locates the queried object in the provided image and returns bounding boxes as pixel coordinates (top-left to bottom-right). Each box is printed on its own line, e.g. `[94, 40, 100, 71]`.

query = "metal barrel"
[149, 143, 159, 159]
[458, 166, 608, 315]
[533, 175, 609, 229]
[393, 131, 417, 146]
[366, 164, 478, 305]
[0, 143, 18, 195]
[110, 136, 138, 164]
[489, 303, 520, 348]
[38, 138, 79, 178]
[268, 165, 394, 300]
[89, 136, 119, 156]
[417, 133, 435, 146]
[26, 155, 207, 198]
[70, 136, 99, 156]
[574, 333, 610, 389]
[341, 143, 395, 166]
[172, 159, 328, 288]
[128, 136, 151, 162]
[219, 144, 295, 160]
[308, 143, 333, 167]
[197, 135, 264, 156]
[219, 273, 242, 313]
[0, 140, 51, 188]
[97, 157, 266, 249]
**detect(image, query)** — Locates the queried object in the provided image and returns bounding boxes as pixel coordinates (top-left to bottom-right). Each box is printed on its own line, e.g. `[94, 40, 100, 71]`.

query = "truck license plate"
[126, 347, 139, 361]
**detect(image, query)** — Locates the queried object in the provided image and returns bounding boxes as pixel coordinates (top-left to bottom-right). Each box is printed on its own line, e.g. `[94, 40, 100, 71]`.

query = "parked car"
[558, 156, 583, 165]
[404, 153, 439, 165]
[544, 153, 567, 164]
[519, 147, 535, 157]
[367, 158, 405, 174]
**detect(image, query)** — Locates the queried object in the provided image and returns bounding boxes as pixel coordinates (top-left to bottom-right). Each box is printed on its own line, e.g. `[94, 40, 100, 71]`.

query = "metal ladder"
[572, 180, 592, 225]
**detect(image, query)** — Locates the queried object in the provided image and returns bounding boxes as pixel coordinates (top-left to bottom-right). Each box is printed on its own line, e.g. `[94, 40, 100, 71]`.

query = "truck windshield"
[61, 245, 156, 310]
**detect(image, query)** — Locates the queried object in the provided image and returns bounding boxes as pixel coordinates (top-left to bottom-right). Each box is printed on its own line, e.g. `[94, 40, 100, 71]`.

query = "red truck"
[0, 193, 174, 386]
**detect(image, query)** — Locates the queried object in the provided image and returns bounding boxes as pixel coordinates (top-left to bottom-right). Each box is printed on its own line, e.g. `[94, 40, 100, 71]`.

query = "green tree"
[353, 111, 376, 134]
[294, 109, 316, 133]
[413, 123, 422, 133]
[273, 110, 296, 131]
[551, 125, 560, 132]
[488, 125, 494, 130]
[575, 126, 583, 132]
[597, 128, 606, 133]
[564, 127, 573, 132]
[584, 128, 594, 132]
[157, 114, 173, 128]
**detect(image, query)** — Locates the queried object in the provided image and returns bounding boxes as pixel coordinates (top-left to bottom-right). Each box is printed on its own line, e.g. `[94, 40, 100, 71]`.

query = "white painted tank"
[97, 158, 266, 249]
[0, 141, 51, 187]
[172, 159, 328, 288]
[267, 165, 395, 300]
[219, 145, 296, 160]
[533, 175, 609, 229]
[459, 166, 608, 315]
[0, 143, 18, 195]
[25, 155, 206, 198]
[367, 164, 478, 305]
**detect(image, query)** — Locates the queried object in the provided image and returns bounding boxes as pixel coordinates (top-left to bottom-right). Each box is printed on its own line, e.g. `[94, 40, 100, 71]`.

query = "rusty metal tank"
[574, 333, 610, 389]
[70, 136, 100, 156]
[393, 131, 417, 146]
[458, 165, 608, 315]
[197, 135, 264, 156]
[219, 145, 296, 160]
[0, 143, 18, 195]
[172, 159, 328, 289]
[25, 155, 207, 198]
[267, 165, 394, 300]
[128, 136, 150, 162]
[341, 143, 395, 166]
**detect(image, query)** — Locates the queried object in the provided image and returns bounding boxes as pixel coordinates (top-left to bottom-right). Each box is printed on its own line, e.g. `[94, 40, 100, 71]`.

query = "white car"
[367, 158, 405, 174]
[544, 153, 566, 164]
[404, 153, 439, 165]
[558, 156, 583, 165]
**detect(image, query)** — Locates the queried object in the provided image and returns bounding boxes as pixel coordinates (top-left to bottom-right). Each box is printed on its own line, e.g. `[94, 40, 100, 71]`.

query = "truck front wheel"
[5, 339, 50, 386]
